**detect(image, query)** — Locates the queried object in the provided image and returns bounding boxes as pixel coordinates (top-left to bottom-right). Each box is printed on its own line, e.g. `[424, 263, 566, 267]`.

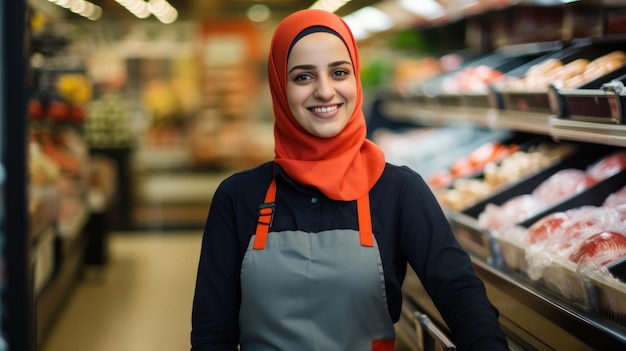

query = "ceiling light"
[247, 4, 271, 23]
[344, 6, 394, 33]
[399, 0, 445, 20]
[47, 0, 102, 20]
[309, 0, 351, 13]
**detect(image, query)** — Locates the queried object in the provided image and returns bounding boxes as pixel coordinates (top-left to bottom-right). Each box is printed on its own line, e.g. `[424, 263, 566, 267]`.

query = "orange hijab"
[268, 9, 385, 201]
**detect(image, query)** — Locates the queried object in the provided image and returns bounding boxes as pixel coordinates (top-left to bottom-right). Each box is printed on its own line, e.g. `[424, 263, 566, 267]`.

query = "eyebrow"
[288, 60, 352, 74]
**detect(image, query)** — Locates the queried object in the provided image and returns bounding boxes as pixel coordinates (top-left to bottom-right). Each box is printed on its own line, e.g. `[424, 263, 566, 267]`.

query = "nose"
[314, 76, 334, 100]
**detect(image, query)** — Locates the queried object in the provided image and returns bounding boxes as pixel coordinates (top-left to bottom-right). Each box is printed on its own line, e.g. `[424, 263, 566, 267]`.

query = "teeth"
[312, 105, 338, 113]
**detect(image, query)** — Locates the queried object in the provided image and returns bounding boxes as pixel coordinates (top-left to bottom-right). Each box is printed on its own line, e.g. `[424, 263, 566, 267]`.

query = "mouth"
[308, 104, 342, 114]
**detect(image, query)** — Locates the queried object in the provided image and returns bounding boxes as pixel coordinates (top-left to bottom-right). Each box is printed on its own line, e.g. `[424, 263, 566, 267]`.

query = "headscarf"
[268, 9, 385, 201]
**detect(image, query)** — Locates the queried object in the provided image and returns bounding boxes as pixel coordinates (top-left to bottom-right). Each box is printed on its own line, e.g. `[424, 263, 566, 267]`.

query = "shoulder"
[372, 163, 435, 205]
[215, 161, 274, 199]
[378, 163, 427, 187]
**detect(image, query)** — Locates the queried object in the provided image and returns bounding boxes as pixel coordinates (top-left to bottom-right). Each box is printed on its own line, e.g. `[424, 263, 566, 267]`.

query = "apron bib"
[239, 178, 395, 351]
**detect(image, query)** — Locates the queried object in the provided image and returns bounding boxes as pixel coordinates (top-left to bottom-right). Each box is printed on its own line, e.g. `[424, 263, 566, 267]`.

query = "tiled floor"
[40, 230, 204, 351]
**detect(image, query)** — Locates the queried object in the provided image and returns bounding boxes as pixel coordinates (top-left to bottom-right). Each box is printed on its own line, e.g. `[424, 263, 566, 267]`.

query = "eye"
[332, 69, 350, 79]
[293, 73, 313, 81]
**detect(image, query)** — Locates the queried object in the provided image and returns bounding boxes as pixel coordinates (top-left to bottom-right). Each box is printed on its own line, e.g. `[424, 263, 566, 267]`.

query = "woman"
[191, 9, 508, 351]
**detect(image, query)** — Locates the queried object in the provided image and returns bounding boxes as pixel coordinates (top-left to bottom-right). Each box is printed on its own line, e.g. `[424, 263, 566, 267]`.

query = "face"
[286, 32, 357, 138]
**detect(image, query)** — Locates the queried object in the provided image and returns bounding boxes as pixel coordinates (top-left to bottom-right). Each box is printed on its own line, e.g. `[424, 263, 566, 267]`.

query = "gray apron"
[239, 178, 396, 351]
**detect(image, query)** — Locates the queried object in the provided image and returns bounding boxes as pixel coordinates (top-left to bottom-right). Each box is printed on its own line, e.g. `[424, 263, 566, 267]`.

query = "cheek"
[286, 86, 307, 111]
[341, 81, 358, 110]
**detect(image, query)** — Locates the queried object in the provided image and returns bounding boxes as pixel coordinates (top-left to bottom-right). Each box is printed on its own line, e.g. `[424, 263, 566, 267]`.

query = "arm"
[191, 178, 241, 351]
[398, 170, 508, 351]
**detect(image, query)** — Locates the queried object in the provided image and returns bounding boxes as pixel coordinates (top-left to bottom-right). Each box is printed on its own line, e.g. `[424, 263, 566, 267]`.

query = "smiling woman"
[190, 8, 508, 351]
[286, 31, 357, 138]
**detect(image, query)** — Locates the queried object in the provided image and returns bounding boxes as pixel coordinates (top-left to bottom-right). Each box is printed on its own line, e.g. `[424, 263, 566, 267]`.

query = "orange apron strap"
[357, 194, 374, 247]
[253, 178, 277, 250]
[372, 339, 395, 351]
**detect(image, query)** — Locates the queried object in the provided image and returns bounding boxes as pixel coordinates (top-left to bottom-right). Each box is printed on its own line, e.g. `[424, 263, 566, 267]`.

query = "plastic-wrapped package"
[523, 207, 624, 309]
[478, 169, 598, 230]
[569, 231, 626, 269]
[478, 194, 544, 230]
[526, 206, 599, 244]
[531, 169, 597, 204]
[586, 150, 626, 181]
[526, 206, 623, 280]
[603, 184, 626, 221]
[573, 230, 626, 323]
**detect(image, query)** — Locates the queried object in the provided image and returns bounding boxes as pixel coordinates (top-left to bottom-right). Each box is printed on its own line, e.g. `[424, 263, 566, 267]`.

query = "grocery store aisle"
[40, 230, 203, 351]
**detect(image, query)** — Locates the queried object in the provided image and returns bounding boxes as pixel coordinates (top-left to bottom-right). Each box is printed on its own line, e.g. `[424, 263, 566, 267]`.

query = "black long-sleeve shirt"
[191, 161, 508, 350]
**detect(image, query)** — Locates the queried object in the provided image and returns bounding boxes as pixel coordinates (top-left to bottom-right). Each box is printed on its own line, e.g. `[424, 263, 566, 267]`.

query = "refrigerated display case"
[383, 2, 626, 350]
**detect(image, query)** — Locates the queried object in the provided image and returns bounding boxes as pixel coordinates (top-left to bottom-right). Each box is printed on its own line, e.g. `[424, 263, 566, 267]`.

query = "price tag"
[602, 80, 625, 124]
[606, 93, 622, 123]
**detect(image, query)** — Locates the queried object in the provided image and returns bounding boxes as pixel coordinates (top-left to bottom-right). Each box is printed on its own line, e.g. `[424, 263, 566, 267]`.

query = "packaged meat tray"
[588, 269, 626, 326]
[540, 255, 593, 311]
[449, 145, 619, 263]
[432, 135, 575, 212]
[496, 151, 626, 268]
[535, 225, 626, 322]
[495, 166, 626, 315]
[494, 38, 626, 114]
[421, 51, 546, 108]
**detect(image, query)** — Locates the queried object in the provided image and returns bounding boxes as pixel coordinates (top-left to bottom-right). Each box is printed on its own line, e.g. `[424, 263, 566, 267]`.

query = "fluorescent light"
[309, 0, 351, 13]
[399, 0, 445, 20]
[345, 6, 394, 33]
[47, 0, 102, 20]
[344, 22, 370, 41]
[148, 0, 178, 23]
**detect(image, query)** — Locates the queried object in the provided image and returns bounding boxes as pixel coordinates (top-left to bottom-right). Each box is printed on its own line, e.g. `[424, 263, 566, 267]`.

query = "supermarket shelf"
[402, 260, 626, 351]
[35, 214, 88, 349]
[490, 110, 552, 135]
[549, 116, 626, 148]
[385, 91, 626, 350]
[384, 98, 626, 148]
[474, 258, 626, 350]
[384, 100, 493, 128]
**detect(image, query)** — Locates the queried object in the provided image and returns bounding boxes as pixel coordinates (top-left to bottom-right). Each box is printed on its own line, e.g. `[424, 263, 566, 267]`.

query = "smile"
[310, 104, 340, 113]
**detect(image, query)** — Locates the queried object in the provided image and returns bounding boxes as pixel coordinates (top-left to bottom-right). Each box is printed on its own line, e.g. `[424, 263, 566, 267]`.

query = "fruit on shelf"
[47, 100, 70, 123]
[29, 99, 45, 121]
[56, 74, 92, 105]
